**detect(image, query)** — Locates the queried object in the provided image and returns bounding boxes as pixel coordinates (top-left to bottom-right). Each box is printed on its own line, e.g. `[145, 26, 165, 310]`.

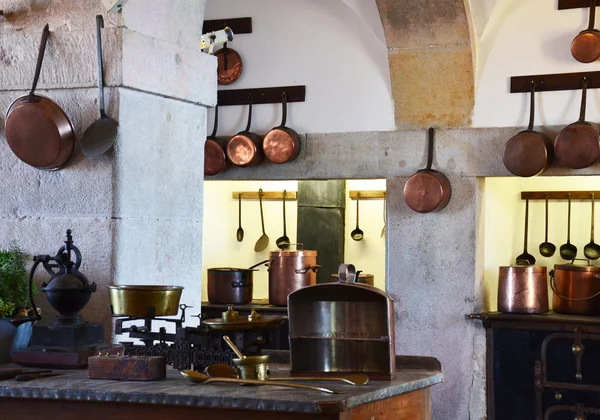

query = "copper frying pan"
[5, 24, 75, 170]
[554, 77, 600, 169]
[503, 82, 554, 177]
[215, 44, 243, 85]
[263, 92, 301, 164]
[571, 0, 600, 63]
[403, 128, 451, 213]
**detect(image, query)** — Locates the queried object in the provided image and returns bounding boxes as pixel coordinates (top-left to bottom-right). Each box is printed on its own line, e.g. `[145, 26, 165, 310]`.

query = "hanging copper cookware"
[5, 24, 75, 170]
[263, 92, 301, 164]
[215, 43, 243, 85]
[204, 106, 230, 176]
[550, 260, 600, 315]
[554, 78, 600, 169]
[503, 82, 554, 177]
[571, 0, 600, 63]
[226, 97, 264, 167]
[403, 128, 451, 213]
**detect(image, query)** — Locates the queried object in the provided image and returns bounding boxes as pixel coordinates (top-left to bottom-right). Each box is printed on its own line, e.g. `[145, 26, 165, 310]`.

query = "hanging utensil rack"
[349, 190, 386, 200]
[232, 191, 297, 200]
[218, 86, 306, 106]
[511, 71, 600, 93]
[521, 191, 600, 200]
[202, 17, 252, 34]
[559, 0, 598, 9]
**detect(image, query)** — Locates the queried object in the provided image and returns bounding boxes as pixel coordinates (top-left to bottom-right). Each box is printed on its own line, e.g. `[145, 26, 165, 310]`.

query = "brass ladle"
[180, 370, 344, 394]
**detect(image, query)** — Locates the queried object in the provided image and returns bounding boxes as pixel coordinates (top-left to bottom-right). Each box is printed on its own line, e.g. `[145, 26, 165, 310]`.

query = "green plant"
[0, 245, 31, 318]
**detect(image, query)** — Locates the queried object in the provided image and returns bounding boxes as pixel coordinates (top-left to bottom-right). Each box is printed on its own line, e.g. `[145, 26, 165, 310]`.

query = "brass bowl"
[108, 285, 183, 317]
[233, 356, 270, 380]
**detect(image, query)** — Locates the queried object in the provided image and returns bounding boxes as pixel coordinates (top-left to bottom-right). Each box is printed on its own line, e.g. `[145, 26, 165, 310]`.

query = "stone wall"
[0, 0, 214, 338]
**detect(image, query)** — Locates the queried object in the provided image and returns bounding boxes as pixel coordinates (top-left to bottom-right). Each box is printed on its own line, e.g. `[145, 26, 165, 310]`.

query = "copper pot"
[226, 100, 264, 168]
[268, 245, 319, 306]
[551, 260, 600, 315]
[263, 93, 301, 164]
[207, 260, 268, 305]
[498, 265, 548, 314]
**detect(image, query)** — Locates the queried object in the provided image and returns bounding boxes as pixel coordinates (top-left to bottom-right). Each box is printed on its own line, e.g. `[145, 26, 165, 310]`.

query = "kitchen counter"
[0, 360, 442, 419]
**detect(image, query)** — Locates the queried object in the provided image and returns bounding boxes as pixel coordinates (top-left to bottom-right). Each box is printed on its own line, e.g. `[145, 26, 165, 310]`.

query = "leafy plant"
[0, 245, 31, 318]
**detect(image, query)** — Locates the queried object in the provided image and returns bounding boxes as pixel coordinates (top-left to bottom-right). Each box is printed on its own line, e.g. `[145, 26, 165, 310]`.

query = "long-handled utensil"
[516, 198, 536, 265]
[80, 15, 118, 157]
[584, 193, 600, 260]
[381, 198, 386, 238]
[180, 370, 343, 394]
[254, 189, 269, 252]
[236, 193, 244, 242]
[560, 193, 578, 260]
[276, 190, 290, 249]
[223, 335, 245, 359]
[539, 194, 556, 257]
[351, 194, 364, 241]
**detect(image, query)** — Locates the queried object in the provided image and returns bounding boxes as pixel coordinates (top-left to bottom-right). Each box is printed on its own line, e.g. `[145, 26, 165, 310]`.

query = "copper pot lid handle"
[337, 264, 357, 283]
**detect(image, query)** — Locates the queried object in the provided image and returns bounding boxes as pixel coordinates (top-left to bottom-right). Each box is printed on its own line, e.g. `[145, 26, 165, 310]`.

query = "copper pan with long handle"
[5, 24, 75, 170]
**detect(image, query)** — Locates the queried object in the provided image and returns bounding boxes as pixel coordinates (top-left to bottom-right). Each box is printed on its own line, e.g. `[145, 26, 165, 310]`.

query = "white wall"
[473, 0, 600, 127]
[202, 179, 386, 301]
[204, 0, 394, 135]
[344, 179, 386, 290]
[484, 176, 600, 310]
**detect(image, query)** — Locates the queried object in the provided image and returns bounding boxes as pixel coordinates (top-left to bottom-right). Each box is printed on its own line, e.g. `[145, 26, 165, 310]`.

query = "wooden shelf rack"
[521, 191, 600, 200]
[349, 190, 386, 200]
[232, 191, 297, 201]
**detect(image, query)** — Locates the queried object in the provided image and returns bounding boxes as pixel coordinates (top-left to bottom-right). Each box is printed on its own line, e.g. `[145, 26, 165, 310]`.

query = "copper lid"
[403, 172, 445, 213]
[263, 129, 295, 163]
[499, 265, 547, 274]
[215, 47, 243, 85]
[555, 123, 600, 169]
[503, 132, 551, 177]
[227, 133, 258, 167]
[554, 262, 600, 272]
[571, 31, 600, 63]
[204, 139, 228, 176]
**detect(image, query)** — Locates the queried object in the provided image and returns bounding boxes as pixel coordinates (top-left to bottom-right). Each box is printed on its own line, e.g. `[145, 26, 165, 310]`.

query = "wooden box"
[88, 356, 166, 381]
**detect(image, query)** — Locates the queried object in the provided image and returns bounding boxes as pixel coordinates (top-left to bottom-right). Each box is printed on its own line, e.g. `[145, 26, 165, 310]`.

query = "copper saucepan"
[204, 106, 230, 176]
[503, 82, 553, 177]
[226, 97, 264, 167]
[554, 77, 600, 169]
[263, 92, 301, 164]
[5, 24, 75, 170]
[403, 128, 451, 213]
[571, 0, 600, 63]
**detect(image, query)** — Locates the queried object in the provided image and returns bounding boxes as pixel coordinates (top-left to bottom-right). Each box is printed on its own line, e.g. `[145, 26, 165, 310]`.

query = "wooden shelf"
[218, 85, 306, 107]
[558, 0, 597, 9]
[510, 71, 600, 93]
[202, 17, 252, 35]
[232, 191, 297, 200]
[349, 190, 386, 200]
[521, 191, 600, 200]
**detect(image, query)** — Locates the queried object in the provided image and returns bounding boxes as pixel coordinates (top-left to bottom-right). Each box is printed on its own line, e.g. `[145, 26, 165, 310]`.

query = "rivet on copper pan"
[227, 134, 257, 167]
[204, 139, 228, 176]
[263, 129, 295, 164]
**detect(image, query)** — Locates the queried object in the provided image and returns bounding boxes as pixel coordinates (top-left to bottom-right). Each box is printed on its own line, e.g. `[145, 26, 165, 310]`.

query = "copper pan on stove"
[226, 97, 264, 168]
[5, 24, 75, 171]
[403, 128, 451, 213]
[503, 81, 554, 177]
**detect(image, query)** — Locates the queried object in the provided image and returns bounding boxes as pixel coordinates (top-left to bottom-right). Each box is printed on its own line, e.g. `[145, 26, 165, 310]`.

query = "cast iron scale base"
[113, 305, 282, 371]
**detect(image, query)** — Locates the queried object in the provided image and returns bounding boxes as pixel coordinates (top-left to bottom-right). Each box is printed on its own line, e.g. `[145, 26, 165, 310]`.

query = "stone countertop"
[0, 364, 442, 414]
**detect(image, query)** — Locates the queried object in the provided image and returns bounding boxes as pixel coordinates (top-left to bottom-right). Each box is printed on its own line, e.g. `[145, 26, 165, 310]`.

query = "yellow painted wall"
[483, 176, 600, 311]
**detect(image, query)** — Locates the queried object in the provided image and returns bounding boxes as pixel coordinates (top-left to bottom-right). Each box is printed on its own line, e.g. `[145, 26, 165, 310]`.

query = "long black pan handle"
[29, 24, 50, 99]
[96, 15, 106, 117]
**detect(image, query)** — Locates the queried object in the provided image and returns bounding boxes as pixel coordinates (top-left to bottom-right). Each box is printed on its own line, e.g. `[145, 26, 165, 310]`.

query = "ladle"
[205, 363, 369, 386]
[236, 193, 244, 242]
[351, 194, 364, 241]
[254, 188, 270, 252]
[516, 198, 536, 265]
[539, 194, 556, 257]
[560, 193, 578, 260]
[584, 193, 600, 260]
[180, 370, 344, 394]
[276, 190, 290, 249]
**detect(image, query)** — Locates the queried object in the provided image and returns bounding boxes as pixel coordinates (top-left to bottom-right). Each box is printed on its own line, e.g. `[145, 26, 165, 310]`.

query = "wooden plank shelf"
[218, 85, 306, 106]
[232, 191, 297, 200]
[558, 0, 597, 9]
[521, 191, 600, 200]
[349, 190, 386, 200]
[202, 17, 252, 35]
[510, 71, 600, 93]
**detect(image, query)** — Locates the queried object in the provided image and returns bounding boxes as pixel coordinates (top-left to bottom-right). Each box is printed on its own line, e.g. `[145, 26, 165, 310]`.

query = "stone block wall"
[0, 0, 214, 339]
